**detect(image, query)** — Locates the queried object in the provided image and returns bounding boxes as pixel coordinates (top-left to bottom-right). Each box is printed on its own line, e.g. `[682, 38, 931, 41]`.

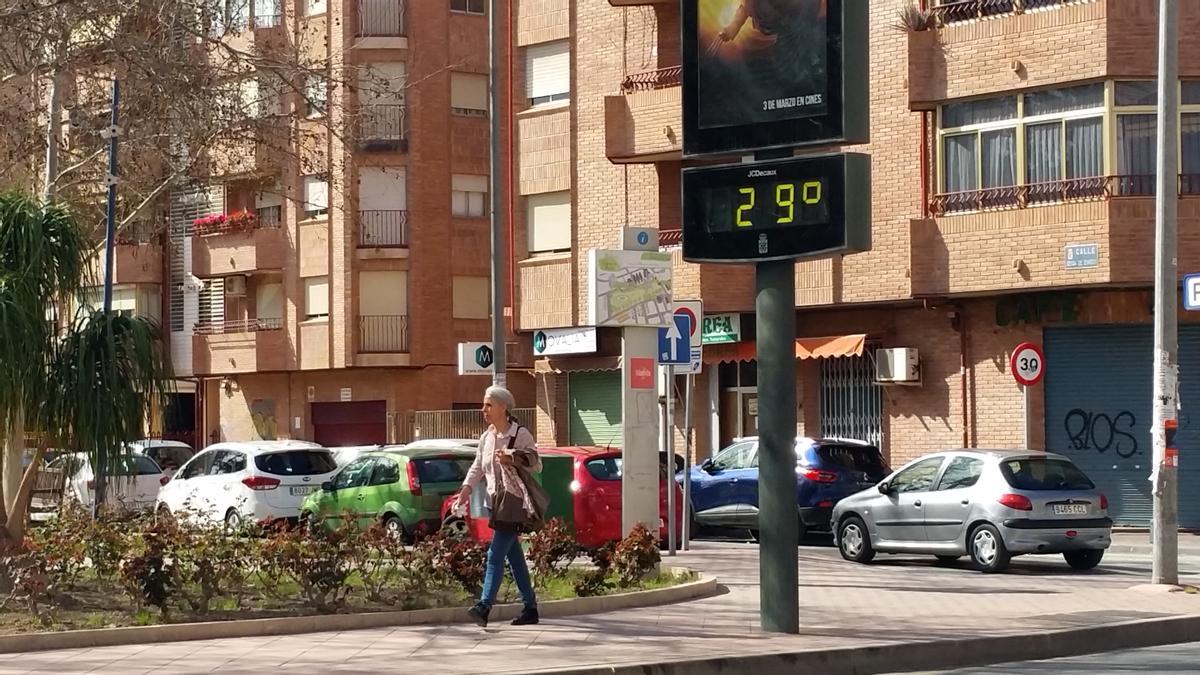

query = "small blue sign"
[657, 314, 691, 365]
[1185, 274, 1200, 311]
[636, 230, 650, 246]
[1065, 243, 1099, 269]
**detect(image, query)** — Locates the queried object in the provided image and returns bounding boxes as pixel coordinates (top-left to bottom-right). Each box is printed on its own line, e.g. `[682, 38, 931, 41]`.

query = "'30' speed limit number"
[1010, 342, 1045, 387]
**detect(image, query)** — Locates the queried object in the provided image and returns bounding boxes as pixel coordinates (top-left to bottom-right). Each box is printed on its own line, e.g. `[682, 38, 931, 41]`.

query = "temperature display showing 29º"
[701, 176, 831, 234]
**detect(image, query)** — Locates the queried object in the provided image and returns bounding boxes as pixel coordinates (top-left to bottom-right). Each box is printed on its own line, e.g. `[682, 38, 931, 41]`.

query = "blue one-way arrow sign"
[658, 313, 691, 365]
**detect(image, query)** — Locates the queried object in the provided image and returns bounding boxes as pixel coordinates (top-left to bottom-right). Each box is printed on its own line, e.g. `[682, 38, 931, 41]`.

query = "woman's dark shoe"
[468, 603, 490, 627]
[510, 607, 540, 626]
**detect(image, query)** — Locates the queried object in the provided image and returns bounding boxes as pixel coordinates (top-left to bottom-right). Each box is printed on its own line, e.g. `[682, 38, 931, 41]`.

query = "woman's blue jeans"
[479, 528, 537, 611]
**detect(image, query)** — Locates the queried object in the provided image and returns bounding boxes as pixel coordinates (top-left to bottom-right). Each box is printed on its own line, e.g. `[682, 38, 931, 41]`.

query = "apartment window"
[527, 191, 571, 254]
[256, 281, 284, 321]
[525, 41, 570, 106]
[304, 0, 327, 15]
[303, 174, 329, 219]
[452, 276, 490, 320]
[305, 72, 327, 117]
[304, 276, 329, 320]
[452, 174, 487, 217]
[451, 0, 485, 14]
[451, 72, 488, 117]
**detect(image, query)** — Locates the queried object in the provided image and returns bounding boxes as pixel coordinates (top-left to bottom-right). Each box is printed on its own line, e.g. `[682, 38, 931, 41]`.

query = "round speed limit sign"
[1010, 342, 1045, 387]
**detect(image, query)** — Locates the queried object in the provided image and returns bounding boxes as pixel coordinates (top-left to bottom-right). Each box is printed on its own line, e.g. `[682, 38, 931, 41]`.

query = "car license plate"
[290, 486, 317, 496]
[1053, 504, 1088, 515]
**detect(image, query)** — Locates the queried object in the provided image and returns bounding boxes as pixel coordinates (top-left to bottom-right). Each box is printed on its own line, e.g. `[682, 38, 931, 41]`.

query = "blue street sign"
[658, 313, 691, 365]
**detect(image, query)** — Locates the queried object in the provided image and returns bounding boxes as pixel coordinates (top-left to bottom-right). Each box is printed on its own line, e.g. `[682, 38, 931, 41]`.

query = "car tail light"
[241, 475, 280, 491]
[569, 480, 582, 493]
[998, 493, 1033, 511]
[802, 469, 838, 484]
[407, 461, 422, 496]
[159, 475, 171, 486]
[818, 500, 834, 508]
[1100, 494, 1109, 511]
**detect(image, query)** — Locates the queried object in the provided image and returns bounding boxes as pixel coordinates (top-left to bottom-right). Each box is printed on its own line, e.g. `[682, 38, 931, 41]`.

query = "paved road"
[924, 641, 1200, 673]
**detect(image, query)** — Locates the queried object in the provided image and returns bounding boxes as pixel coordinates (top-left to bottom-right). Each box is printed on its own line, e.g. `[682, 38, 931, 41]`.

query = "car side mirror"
[321, 481, 335, 492]
[878, 482, 892, 495]
[700, 459, 715, 473]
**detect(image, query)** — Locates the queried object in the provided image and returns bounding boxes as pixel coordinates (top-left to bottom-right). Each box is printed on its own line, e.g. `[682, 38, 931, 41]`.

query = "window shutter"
[525, 41, 570, 101]
[256, 282, 284, 320]
[304, 277, 329, 317]
[450, 73, 488, 112]
[527, 191, 571, 253]
[452, 174, 488, 192]
[359, 168, 407, 210]
[303, 175, 328, 212]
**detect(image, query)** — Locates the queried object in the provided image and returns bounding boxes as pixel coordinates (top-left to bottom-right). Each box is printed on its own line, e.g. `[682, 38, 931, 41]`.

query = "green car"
[301, 445, 476, 540]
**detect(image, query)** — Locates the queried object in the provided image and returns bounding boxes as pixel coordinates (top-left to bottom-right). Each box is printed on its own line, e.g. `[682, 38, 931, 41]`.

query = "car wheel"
[838, 516, 875, 564]
[224, 509, 243, 534]
[383, 515, 405, 541]
[442, 516, 469, 538]
[969, 524, 1011, 573]
[156, 504, 174, 524]
[1063, 549, 1104, 571]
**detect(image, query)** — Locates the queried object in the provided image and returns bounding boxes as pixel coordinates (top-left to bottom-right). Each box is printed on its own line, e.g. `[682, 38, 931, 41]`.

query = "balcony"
[359, 315, 409, 353]
[929, 174, 1200, 216]
[192, 318, 287, 375]
[357, 104, 408, 152]
[191, 212, 286, 276]
[356, 0, 407, 44]
[929, 0, 1075, 25]
[605, 66, 682, 163]
[358, 210, 408, 248]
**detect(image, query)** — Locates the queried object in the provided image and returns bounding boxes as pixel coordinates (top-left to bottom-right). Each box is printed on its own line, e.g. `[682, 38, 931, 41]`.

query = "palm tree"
[0, 190, 171, 544]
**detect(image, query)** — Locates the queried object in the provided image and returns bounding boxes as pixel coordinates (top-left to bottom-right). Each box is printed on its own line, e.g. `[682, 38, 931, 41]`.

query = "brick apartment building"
[507, 0, 1200, 528]
[103, 0, 534, 449]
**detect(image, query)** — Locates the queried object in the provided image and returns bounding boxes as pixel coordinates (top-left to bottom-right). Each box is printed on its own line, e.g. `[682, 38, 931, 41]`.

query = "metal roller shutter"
[568, 371, 622, 447]
[1169, 326, 1200, 528]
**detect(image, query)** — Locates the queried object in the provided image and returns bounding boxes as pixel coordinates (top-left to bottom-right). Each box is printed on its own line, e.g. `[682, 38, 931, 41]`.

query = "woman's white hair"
[484, 385, 517, 412]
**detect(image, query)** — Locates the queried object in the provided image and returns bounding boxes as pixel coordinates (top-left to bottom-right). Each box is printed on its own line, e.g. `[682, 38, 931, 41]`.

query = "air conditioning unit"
[876, 348, 921, 385]
[224, 275, 247, 297]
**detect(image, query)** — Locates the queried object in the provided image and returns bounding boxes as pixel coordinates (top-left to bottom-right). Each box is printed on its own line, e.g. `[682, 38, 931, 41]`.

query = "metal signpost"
[1009, 342, 1045, 449]
[680, 0, 870, 634]
[658, 307, 692, 556]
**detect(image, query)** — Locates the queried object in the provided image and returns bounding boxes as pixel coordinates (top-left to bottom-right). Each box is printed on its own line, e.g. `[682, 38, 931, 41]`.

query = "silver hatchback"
[831, 449, 1112, 573]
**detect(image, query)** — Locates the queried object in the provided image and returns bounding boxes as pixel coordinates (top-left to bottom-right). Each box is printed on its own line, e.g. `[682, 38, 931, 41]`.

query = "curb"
[534, 613, 1200, 675]
[0, 567, 715, 655]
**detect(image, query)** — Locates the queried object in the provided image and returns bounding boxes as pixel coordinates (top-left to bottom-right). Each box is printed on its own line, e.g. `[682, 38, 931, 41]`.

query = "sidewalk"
[5, 542, 1200, 674]
[1109, 531, 1200, 557]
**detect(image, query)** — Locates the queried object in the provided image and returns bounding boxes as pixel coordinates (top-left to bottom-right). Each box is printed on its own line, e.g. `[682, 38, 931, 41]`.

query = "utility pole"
[487, 0, 506, 389]
[42, 69, 62, 203]
[95, 77, 121, 514]
[1152, 0, 1179, 587]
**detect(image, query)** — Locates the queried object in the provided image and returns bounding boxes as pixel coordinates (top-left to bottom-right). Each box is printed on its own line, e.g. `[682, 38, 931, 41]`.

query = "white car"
[47, 452, 167, 513]
[130, 439, 195, 478]
[156, 441, 338, 530]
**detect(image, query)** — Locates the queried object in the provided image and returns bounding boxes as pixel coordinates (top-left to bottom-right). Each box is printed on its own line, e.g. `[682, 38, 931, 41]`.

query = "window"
[450, 0, 485, 14]
[305, 72, 327, 117]
[255, 450, 337, 475]
[211, 451, 247, 475]
[889, 457, 945, 494]
[936, 457, 984, 491]
[450, 72, 488, 117]
[359, 270, 407, 316]
[1000, 458, 1095, 491]
[585, 457, 623, 481]
[333, 457, 375, 489]
[256, 281, 283, 321]
[814, 444, 889, 479]
[452, 276, 490, 319]
[302, 174, 328, 218]
[178, 452, 215, 480]
[304, 0, 326, 16]
[711, 442, 755, 471]
[413, 458, 473, 485]
[527, 191, 571, 254]
[525, 40, 570, 106]
[452, 174, 487, 217]
[304, 276, 329, 319]
[371, 458, 400, 486]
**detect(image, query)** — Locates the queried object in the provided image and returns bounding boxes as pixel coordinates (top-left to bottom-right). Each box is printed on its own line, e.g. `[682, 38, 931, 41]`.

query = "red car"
[440, 447, 684, 548]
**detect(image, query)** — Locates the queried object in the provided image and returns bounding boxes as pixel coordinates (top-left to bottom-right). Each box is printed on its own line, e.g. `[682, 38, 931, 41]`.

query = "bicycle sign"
[1010, 342, 1045, 387]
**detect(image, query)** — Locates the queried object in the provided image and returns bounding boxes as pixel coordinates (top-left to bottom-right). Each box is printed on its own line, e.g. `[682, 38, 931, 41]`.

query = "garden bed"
[2, 507, 691, 635]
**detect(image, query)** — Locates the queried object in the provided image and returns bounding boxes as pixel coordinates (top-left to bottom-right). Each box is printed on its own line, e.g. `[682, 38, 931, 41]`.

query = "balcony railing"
[357, 104, 409, 151]
[357, 0, 407, 37]
[359, 210, 409, 248]
[931, 0, 1080, 25]
[929, 174, 1200, 216]
[194, 317, 283, 335]
[621, 66, 682, 93]
[116, 220, 161, 245]
[359, 315, 409, 353]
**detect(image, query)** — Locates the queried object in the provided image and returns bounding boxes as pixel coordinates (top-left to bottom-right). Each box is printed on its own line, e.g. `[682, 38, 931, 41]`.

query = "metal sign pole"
[1023, 385, 1030, 449]
[682, 372, 694, 551]
[666, 365, 677, 555]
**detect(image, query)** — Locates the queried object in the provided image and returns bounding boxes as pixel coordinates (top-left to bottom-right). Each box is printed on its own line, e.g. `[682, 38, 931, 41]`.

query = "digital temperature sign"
[681, 153, 871, 263]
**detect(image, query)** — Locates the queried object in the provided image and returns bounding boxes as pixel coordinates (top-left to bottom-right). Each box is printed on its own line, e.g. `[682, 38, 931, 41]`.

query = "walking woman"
[456, 386, 547, 627]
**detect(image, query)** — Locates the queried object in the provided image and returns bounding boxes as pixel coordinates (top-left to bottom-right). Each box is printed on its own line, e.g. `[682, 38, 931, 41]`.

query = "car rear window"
[586, 457, 623, 481]
[255, 450, 336, 476]
[814, 444, 889, 478]
[1001, 458, 1095, 491]
[413, 458, 473, 484]
[108, 455, 162, 476]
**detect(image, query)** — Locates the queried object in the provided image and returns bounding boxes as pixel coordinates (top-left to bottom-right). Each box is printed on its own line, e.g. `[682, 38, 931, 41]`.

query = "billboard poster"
[696, 0, 829, 131]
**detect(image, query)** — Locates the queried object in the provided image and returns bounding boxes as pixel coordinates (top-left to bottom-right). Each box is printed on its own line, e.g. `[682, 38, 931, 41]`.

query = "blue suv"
[680, 436, 889, 540]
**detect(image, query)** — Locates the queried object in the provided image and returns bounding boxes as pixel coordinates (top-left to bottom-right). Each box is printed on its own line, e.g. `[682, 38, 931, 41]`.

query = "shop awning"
[702, 334, 867, 364]
[533, 356, 622, 374]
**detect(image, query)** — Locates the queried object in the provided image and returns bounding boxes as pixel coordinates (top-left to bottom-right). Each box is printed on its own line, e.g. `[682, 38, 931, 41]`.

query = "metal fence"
[358, 104, 408, 151]
[194, 317, 283, 335]
[357, 0, 406, 37]
[820, 351, 883, 450]
[359, 315, 409, 353]
[407, 407, 536, 444]
[358, 210, 408, 247]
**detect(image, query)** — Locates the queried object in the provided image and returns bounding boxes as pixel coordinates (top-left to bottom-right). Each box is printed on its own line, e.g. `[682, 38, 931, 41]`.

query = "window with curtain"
[1183, 114, 1200, 194]
[1117, 114, 1156, 195]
